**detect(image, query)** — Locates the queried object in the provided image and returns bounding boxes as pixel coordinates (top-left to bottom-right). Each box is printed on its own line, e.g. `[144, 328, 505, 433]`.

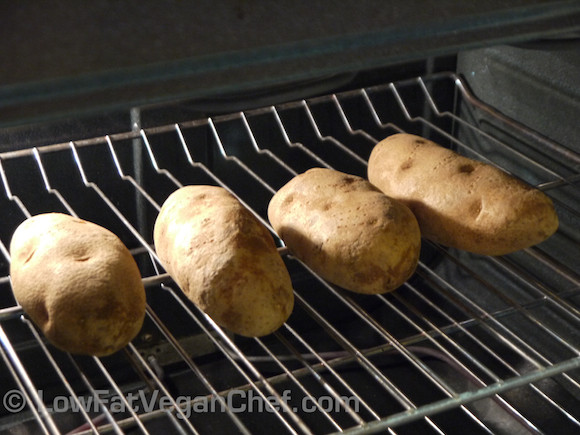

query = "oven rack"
[0, 72, 579, 434]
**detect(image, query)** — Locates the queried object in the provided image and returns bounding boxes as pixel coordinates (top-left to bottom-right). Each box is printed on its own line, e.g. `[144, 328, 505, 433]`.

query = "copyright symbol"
[3, 389, 26, 413]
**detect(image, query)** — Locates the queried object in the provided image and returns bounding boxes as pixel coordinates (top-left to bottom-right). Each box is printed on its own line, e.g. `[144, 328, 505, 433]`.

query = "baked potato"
[368, 133, 559, 255]
[153, 185, 294, 337]
[268, 168, 421, 294]
[9, 213, 146, 356]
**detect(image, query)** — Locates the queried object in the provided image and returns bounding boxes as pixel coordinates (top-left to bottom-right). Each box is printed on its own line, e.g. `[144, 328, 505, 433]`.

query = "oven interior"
[1, 4, 580, 435]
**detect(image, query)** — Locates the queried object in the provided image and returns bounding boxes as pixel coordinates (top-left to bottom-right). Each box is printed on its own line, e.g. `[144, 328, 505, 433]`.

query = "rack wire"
[0, 72, 579, 434]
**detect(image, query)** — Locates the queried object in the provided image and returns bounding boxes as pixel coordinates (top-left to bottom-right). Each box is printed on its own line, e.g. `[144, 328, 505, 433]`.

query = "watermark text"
[3, 388, 359, 418]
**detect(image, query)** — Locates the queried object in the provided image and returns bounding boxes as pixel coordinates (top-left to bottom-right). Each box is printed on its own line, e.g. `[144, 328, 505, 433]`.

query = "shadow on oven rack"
[0, 72, 579, 434]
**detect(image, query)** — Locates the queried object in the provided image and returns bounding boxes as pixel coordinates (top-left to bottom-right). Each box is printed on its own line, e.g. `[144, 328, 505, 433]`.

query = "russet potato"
[368, 133, 559, 255]
[268, 168, 421, 294]
[9, 213, 146, 356]
[153, 185, 294, 337]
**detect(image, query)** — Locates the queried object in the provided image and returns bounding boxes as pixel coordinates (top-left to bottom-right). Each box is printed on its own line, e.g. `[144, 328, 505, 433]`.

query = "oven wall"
[458, 40, 580, 153]
[2, 1, 580, 130]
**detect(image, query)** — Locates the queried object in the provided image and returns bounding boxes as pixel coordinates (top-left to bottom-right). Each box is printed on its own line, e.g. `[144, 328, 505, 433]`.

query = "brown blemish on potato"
[415, 139, 426, 144]
[282, 194, 294, 206]
[94, 299, 117, 320]
[400, 159, 414, 170]
[221, 306, 243, 331]
[469, 200, 483, 218]
[458, 164, 475, 174]
[273, 285, 293, 313]
[392, 245, 419, 277]
[353, 263, 384, 286]
[23, 247, 36, 264]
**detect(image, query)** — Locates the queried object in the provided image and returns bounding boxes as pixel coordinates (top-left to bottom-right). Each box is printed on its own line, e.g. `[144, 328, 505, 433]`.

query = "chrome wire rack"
[0, 73, 579, 434]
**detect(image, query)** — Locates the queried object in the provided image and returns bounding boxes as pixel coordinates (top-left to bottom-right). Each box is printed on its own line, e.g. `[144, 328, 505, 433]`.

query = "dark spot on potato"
[23, 247, 36, 264]
[272, 285, 292, 314]
[75, 257, 90, 262]
[94, 299, 117, 320]
[458, 164, 475, 174]
[322, 203, 332, 211]
[400, 159, 414, 170]
[353, 263, 384, 286]
[388, 245, 419, 285]
[415, 139, 426, 144]
[469, 200, 483, 218]
[282, 194, 294, 206]
[342, 176, 356, 185]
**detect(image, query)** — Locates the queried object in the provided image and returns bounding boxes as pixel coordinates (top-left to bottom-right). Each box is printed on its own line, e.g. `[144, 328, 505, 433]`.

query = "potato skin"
[368, 133, 559, 256]
[9, 213, 146, 356]
[268, 168, 421, 294]
[153, 185, 294, 337]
